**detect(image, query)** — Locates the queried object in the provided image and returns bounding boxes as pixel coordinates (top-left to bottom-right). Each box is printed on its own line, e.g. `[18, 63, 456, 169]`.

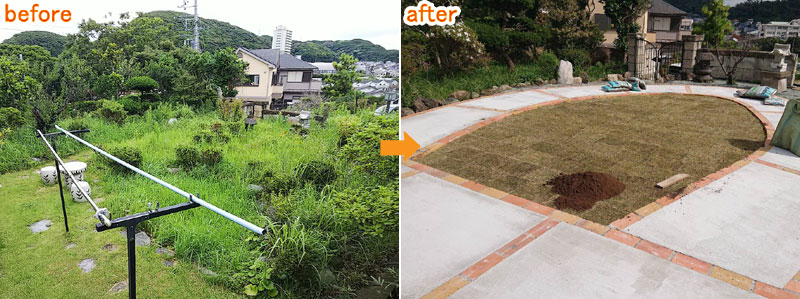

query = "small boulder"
[471, 92, 480, 99]
[167, 168, 179, 174]
[103, 244, 118, 251]
[401, 108, 415, 117]
[200, 267, 217, 276]
[607, 74, 619, 81]
[557, 60, 574, 85]
[31, 158, 42, 163]
[480, 88, 496, 96]
[66, 243, 77, 250]
[167, 118, 178, 125]
[499, 84, 512, 91]
[573, 77, 583, 84]
[155, 247, 175, 257]
[535, 78, 545, 85]
[449, 90, 471, 100]
[549, 79, 558, 84]
[248, 184, 264, 192]
[109, 281, 128, 293]
[135, 232, 151, 246]
[624, 71, 632, 80]
[580, 72, 590, 84]
[162, 260, 178, 267]
[78, 258, 95, 273]
[442, 98, 459, 105]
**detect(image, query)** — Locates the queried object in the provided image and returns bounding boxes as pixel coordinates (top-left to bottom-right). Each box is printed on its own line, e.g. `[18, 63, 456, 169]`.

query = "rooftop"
[237, 48, 317, 70]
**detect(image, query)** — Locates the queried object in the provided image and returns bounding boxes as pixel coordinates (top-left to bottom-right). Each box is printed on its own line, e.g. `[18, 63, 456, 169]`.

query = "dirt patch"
[546, 172, 625, 211]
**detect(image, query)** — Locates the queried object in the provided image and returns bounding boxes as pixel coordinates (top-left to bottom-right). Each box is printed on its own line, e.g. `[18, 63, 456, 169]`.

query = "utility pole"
[179, 0, 200, 51]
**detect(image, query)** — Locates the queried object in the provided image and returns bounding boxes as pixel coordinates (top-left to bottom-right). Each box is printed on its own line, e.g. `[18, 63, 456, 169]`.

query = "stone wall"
[706, 49, 798, 86]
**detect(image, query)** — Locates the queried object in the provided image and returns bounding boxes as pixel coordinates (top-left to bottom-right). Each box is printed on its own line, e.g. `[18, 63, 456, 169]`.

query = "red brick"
[461, 181, 487, 192]
[672, 253, 712, 274]
[426, 168, 449, 178]
[635, 240, 672, 259]
[526, 219, 559, 238]
[656, 196, 678, 206]
[524, 202, 555, 216]
[496, 234, 535, 257]
[785, 280, 800, 294]
[754, 281, 799, 299]
[461, 253, 504, 280]
[501, 194, 530, 208]
[605, 230, 640, 247]
[610, 213, 642, 229]
[409, 163, 432, 172]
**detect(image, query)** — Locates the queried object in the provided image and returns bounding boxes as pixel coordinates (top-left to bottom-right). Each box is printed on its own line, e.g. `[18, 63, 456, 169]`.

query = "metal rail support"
[96, 200, 201, 299]
[34, 129, 91, 233]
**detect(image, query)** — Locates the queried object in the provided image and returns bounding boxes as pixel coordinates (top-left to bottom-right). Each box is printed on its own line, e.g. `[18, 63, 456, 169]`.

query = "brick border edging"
[404, 87, 800, 298]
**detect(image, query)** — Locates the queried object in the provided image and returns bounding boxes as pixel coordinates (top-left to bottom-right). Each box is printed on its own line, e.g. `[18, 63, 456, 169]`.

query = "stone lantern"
[761, 44, 792, 92]
[693, 50, 714, 83]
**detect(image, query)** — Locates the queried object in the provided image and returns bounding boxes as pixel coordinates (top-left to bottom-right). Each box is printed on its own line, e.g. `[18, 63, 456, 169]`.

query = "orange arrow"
[381, 132, 420, 161]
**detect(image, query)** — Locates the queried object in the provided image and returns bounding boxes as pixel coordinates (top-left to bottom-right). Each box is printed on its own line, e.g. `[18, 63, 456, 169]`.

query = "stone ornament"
[70, 181, 91, 202]
[60, 161, 87, 186]
[40, 166, 58, 185]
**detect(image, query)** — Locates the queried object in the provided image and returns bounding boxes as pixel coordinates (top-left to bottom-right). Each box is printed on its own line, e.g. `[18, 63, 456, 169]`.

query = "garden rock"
[78, 258, 95, 273]
[624, 71, 632, 80]
[558, 60, 574, 85]
[155, 247, 175, 257]
[168, 118, 177, 125]
[103, 244, 118, 251]
[573, 77, 583, 84]
[442, 98, 459, 105]
[199, 266, 217, 276]
[580, 72, 590, 84]
[607, 74, 620, 81]
[66, 243, 76, 250]
[471, 92, 480, 98]
[549, 79, 558, 84]
[29, 219, 52, 233]
[480, 88, 496, 96]
[162, 260, 178, 267]
[168, 167, 179, 174]
[401, 108, 415, 117]
[109, 281, 128, 293]
[499, 84, 512, 91]
[135, 232, 151, 246]
[248, 184, 264, 192]
[535, 78, 545, 85]
[449, 90, 471, 100]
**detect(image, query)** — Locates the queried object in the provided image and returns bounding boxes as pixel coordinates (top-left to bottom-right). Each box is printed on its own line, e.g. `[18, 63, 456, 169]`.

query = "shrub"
[332, 185, 399, 237]
[101, 146, 142, 174]
[72, 100, 100, 114]
[536, 52, 560, 78]
[425, 22, 490, 74]
[126, 76, 159, 92]
[94, 72, 124, 99]
[218, 99, 244, 122]
[328, 113, 362, 147]
[0, 107, 25, 130]
[60, 117, 88, 131]
[246, 162, 294, 195]
[118, 94, 148, 115]
[557, 48, 592, 70]
[295, 160, 337, 187]
[175, 145, 222, 168]
[339, 115, 398, 182]
[226, 121, 243, 135]
[92, 100, 128, 124]
[193, 130, 215, 143]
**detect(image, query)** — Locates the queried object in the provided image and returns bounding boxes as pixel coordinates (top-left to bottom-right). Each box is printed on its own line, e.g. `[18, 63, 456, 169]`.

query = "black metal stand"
[37, 129, 90, 233]
[96, 201, 200, 299]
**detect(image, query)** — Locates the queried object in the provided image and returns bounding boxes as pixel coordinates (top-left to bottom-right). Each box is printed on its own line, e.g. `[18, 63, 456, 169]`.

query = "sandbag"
[771, 98, 800, 156]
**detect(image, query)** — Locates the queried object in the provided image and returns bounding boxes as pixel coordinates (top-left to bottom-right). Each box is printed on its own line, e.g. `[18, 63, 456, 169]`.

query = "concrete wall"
[234, 51, 275, 103]
[707, 49, 798, 85]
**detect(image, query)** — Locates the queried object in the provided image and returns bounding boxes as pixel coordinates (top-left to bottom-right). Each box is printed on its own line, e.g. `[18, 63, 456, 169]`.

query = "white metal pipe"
[37, 130, 112, 227]
[54, 125, 265, 235]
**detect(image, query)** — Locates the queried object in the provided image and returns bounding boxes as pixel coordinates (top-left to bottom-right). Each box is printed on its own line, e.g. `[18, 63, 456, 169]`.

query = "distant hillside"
[2, 31, 68, 56]
[728, 0, 800, 23]
[297, 39, 399, 62]
[140, 11, 272, 52]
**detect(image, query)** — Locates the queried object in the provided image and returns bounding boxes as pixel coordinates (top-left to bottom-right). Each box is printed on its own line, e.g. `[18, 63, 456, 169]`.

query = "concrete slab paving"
[689, 86, 739, 99]
[401, 166, 414, 174]
[459, 91, 561, 111]
[760, 146, 800, 172]
[641, 84, 688, 94]
[403, 106, 501, 147]
[763, 112, 783, 128]
[452, 224, 758, 299]
[626, 162, 800, 287]
[543, 85, 606, 98]
[401, 173, 545, 299]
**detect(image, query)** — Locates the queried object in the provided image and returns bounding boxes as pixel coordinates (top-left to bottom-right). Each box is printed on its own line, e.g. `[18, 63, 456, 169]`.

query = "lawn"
[419, 94, 766, 224]
[0, 103, 399, 298]
[0, 151, 241, 298]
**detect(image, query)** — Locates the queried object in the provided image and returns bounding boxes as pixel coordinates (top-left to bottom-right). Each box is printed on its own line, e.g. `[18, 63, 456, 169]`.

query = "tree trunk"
[502, 52, 515, 72]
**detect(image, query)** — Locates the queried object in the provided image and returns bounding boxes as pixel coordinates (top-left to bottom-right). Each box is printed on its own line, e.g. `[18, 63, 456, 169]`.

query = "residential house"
[234, 48, 321, 109]
[311, 62, 336, 75]
[590, 0, 690, 46]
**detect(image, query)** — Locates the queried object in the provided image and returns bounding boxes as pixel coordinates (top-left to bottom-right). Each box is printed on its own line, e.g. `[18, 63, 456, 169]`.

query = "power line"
[178, 0, 200, 51]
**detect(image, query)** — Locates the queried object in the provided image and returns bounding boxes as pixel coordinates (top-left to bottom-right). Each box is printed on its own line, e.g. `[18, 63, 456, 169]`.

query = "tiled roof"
[238, 48, 318, 70]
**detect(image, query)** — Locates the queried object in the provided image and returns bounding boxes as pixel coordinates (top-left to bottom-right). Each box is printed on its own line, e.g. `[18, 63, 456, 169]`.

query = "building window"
[287, 71, 303, 83]
[593, 14, 612, 30]
[240, 75, 259, 86]
[652, 17, 671, 31]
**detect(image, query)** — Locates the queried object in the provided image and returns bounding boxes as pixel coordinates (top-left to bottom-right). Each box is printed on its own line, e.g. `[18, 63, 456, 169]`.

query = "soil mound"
[546, 172, 625, 211]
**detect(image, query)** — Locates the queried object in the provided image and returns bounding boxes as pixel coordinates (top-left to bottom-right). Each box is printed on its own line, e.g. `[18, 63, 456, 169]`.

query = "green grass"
[0, 103, 399, 298]
[420, 94, 765, 224]
[402, 61, 558, 105]
[0, 151, 241, 298]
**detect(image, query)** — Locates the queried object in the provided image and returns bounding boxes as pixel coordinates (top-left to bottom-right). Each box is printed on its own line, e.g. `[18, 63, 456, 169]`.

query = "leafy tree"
[693, 0, 734, 48]
[463, 0, 550, 71]
[292, 42, 337, 62]
[424, 22, 490, 74]
[94, 72, 124, 99]
[3, 31, 69, 56]
[599, 0, 652, 50]
[0, 44, 56, 81]
[126, 76, 159, 92]
[322, 54, 359, 99]
[538, 0, 603, 52]
[0, 56, 40, 109]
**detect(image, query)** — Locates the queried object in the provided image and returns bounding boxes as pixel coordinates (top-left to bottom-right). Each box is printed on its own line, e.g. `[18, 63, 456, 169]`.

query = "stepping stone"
[29, 219, 52, 233]
[31, 158, 42, 163]
[199, 267, 217, 276]
[155, 247, 175, 257]
[248, 184, 264, 192]
[162, 259, 178, 267]
[94, 197, 104, 203]
[18, 175, 29, 179]
[78, 259, 95, 273]
[168, 168, 180, 174]
[109, 281, 128, 293]
[118, 230, 151, 246]
[102, 244, 117, 251]
[65, 243, 76, 250]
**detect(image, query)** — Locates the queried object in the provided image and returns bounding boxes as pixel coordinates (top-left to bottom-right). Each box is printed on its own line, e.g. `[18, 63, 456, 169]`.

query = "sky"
[0, 0, 401, 49]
